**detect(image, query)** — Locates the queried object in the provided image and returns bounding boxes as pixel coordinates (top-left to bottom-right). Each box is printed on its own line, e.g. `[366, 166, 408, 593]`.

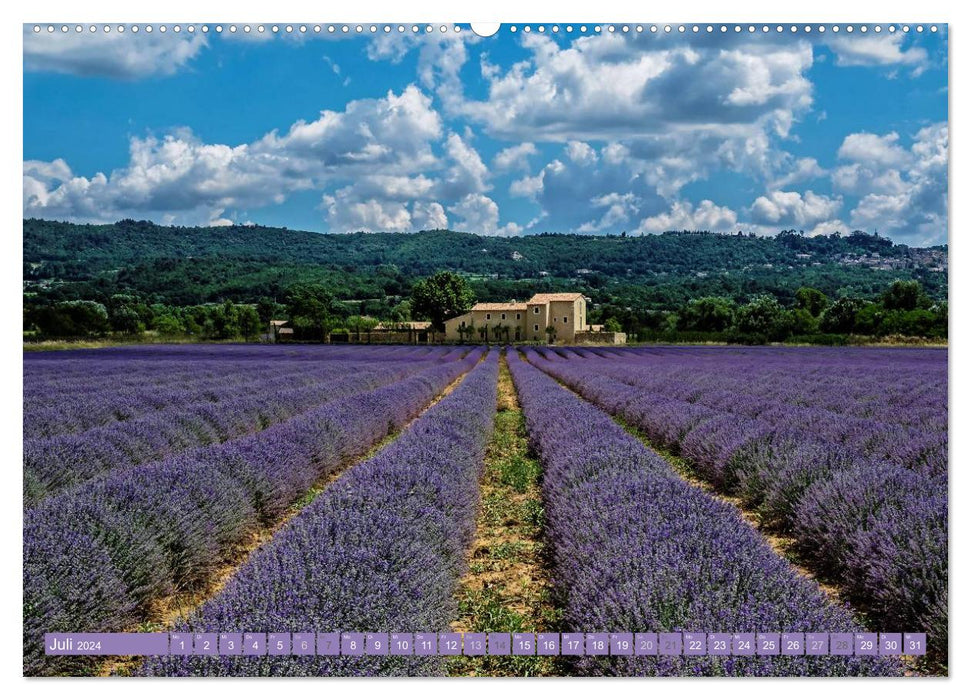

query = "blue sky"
[23, 24, 948, 244]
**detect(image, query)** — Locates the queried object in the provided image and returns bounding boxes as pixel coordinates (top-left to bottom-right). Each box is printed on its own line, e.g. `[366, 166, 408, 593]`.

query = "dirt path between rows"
[446, 350, 558, 677]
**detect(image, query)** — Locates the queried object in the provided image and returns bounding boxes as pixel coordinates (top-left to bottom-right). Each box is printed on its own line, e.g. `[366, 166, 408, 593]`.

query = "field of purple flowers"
[508, 352, 900, 676]
[22, 343, 946, 677]
[24, 344, 480, 675]
[141, 350, 499, 676]
[525, 346, 947, 665]
[24, 345, 465, 505]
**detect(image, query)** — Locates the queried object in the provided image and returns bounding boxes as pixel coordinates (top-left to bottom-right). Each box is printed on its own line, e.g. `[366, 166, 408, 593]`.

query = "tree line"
[597, 279, 947, 344]
[23, 275, 945, 345]
[25, 296, 264, 341]
[24, 220, 948, 313]
[24, 285, 408, 342]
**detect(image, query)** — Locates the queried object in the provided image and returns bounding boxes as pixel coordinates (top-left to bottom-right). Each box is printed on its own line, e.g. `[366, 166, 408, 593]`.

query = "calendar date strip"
[45, 631, 926, 657]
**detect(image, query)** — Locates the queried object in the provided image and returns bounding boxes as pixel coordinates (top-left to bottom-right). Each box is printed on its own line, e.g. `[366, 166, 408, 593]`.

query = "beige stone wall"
[444, 312, 473, 341]
[446, 309, 531, 342]
[541, 297, 587, 343]
[444, 295, 588, 344]
[574, 331, 627, 345]
[525, 302, 549, 341]
[337, 329, 443, 344]
[547, 300, 578, 342]
[472, 309, 527, 342]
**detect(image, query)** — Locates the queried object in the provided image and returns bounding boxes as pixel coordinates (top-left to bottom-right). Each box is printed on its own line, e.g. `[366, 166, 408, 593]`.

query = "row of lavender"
[25, 345, 454, 438]
[537, 346, 945, 483]
[26, 363, 336, 439]
[24, 359, 446, 506]
[507, 352, 899, 676]
[562, 346, 945, 437]
[528, 347, 947, 662]
[141, 351, 500, 676]
[23, 343, 446, 394]
[24, 347, 484, 675]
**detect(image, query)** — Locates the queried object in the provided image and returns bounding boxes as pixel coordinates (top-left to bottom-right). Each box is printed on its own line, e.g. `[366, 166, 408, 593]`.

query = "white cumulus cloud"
[769, 157, 827, 189]
[493, 143, 538, 172]
[440, 132, 490, 197]
[447, 193, 521, 236]
[837, 131, 910, 168]
[826, 34, 930, 75]
[578, 192, 642, 233]
[640, 200, 739, 232]
[321, 192, 413, 233]
[412, 201, 449, 230]
[23, 86, 447, 227]
[24, 26, 207, 78]
[459, 32, 813, 144]
[837, 123, 947, 244]
[749, 190, 843, 228]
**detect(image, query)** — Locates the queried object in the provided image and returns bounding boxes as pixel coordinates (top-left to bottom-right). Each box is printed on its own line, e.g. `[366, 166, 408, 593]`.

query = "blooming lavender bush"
[795, 464, 947, 658]
[526, 346, 946, 666]
[25, 363, 312, 439]
[508, 351, 899, 677]
[24, 344, 453, 443]
[141, 351, 499, 677]
[25, 352, 453, 506]
[24, 348, 483, 675]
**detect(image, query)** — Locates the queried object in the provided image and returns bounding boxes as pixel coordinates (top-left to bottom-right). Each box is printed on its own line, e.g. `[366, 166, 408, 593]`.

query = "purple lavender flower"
[141, 351, 499, 677]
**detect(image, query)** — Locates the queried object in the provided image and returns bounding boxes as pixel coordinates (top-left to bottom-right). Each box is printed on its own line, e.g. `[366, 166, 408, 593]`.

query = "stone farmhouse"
[443, 292, 625, 345]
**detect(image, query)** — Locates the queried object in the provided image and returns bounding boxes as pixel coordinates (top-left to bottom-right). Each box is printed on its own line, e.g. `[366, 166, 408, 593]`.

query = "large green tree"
[677, 296, 736, 332]
[237, 306, 263, 340]
[882, 279, 930, 311]
[256, 297, 286, 325]
[409, 271, 476, 331]
[820, 297, 866, 334]
[794, 287, 829, 317]
[734, 295, 788, 341]
[346, 315, 380, 341]
[603, 317, 623, 333]
[32, 300, 110, 338]
[285, 283, 342, 340]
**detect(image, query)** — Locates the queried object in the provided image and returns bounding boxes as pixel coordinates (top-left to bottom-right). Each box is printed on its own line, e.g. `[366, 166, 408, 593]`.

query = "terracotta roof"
[528, 293, 585, 303]
[269, 319, 289, 327]
[472, 302, 528, 311]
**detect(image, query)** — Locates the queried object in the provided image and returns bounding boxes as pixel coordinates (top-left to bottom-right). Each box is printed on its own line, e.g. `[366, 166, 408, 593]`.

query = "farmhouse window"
[486, 313, 491, 320]
[534, 307, 540, 314]
[563, 317, 568, 323]
[501, 313, 506, 320]
[516, 313, 521, 320]
[534, 324, 539, 332]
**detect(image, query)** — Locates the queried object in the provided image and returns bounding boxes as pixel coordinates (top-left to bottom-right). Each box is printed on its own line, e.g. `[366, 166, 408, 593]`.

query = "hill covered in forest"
[24, 218, 947, 311]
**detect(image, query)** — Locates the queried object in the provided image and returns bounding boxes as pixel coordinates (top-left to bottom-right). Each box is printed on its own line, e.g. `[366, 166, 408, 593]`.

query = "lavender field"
[526, 346, 948, 666]
[24, 344, 481, 674]
[22, 344, 947, 676]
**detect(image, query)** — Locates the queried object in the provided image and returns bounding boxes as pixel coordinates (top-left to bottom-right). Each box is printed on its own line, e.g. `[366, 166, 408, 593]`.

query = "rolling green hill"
[24, 218, 948, 311]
